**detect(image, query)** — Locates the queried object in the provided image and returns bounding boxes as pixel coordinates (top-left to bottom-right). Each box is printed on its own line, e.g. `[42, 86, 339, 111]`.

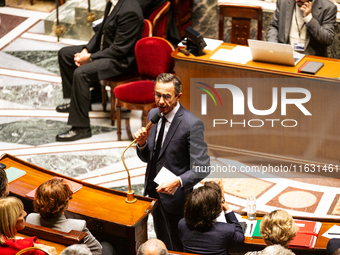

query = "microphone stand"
[122, 138, 138, 203]
[122, 112, 162, 203]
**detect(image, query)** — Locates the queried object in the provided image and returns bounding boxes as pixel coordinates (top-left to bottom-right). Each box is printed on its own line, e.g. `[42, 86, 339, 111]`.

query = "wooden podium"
[0, 153, 157, 255]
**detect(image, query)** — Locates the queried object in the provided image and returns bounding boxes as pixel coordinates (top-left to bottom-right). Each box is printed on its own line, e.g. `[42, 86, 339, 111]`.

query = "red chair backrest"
[142, 19, 153, 38]
[148, 1, 171, 38]
[135, 37, 174, 79]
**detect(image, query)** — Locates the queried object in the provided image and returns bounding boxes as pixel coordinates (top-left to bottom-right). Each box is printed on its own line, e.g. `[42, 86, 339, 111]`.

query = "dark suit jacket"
[85, 0, 144, 80]
[327, 238, 340, 255]
[266, 0, 337, 57]
[178, 212, 245, 255]
[137, 0, 167, 18]
[137, 105, 210, 215]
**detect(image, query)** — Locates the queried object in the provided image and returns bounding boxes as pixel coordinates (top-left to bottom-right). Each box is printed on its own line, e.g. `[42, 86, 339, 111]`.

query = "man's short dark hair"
[154, 73, 181, 96]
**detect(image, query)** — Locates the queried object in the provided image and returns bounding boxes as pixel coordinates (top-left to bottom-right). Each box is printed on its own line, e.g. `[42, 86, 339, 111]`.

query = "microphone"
[145, 112, 163, 131]
[122, 112, 162, 203]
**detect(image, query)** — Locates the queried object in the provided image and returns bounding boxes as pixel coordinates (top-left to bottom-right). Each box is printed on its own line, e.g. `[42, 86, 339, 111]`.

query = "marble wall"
[192, 0, 340, 59]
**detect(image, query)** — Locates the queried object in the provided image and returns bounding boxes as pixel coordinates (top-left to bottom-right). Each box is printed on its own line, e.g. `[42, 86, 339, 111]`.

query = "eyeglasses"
[221, 197, 225, 204]
[153, 92, 173, 102]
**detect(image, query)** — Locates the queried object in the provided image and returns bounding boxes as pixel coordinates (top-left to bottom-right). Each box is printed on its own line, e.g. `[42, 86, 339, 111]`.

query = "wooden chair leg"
[125, 118, 133, 140]
[100, 80, 107, 112]
[111, 91, 115, 126]
[142, 110, 148, 127]
[116, 105, 122, 141]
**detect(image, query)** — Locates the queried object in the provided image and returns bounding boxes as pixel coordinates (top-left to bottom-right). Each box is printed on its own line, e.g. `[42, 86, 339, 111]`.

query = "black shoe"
[56, 103, 70, 113]
[56, 127, 92, 142]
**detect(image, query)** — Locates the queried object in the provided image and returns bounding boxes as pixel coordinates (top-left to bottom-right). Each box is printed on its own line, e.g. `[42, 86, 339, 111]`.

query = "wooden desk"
[172, 44, 340, 169]
[1, 154, 157, 255]
[237, 213, 340, 254]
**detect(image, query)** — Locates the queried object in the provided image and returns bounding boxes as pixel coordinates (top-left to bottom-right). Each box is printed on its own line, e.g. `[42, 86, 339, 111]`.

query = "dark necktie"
[148, 116, 166, 186]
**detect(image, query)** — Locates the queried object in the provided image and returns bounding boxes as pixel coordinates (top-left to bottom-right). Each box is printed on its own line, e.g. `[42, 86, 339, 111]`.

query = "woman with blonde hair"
[245, 209, 299, 255]
[0, 196, 56, 255]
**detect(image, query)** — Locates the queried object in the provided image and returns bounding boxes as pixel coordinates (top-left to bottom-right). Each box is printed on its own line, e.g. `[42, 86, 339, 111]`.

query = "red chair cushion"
[135, 37, 174, 78]
[114, 80, 155, 104]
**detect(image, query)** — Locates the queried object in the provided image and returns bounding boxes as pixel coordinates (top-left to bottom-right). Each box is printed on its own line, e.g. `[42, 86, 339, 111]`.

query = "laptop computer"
[248, 39, 305, 66]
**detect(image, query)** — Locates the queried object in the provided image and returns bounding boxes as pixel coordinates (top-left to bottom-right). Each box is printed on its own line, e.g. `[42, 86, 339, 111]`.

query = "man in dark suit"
[55, 0, 144, 142]
[327, 238, 340, 255]
[266, 0, 337, 57]
[134, 73, 210, 251]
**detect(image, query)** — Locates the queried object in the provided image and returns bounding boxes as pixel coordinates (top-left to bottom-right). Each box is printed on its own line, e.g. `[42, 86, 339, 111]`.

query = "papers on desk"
[322, 224, 340, 239]
[178, 38, 223, 52]
[238, 218, 257, 237]
[210, 46, 252, 64]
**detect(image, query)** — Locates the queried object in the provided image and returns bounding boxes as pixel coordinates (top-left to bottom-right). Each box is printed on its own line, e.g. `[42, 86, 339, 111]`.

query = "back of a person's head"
[60, 244, 91, 255]
[334, 248, 340, 255]
[184, 185, 222, 230]
[34, 178, 72, 219]
[260, 210, 299, 247]
[0, 169, 8, 197]
[262, 245, 295, 255]
[137, 239, 168, 255]
[0, 197, 23, 239]
[203, 181, 222, 194]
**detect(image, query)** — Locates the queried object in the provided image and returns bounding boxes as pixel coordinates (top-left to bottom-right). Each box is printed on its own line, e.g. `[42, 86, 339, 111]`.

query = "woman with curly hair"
[178, 181, 244, 255]
[26, 178, 103, 255]
[0, 196, 57, 255]
[245, 210, 299, 255]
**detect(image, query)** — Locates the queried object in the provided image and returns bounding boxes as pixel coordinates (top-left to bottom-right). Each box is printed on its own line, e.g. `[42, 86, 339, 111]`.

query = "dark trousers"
[58, 45, 101, 127]
[149, 188, 183, 252]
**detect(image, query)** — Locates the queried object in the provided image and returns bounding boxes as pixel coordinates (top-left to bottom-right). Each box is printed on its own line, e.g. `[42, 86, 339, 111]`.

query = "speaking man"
[134, 73, 210, 251]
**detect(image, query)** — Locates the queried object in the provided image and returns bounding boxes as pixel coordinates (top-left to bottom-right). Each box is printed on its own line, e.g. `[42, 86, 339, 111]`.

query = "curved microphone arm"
[122, 112, 162, 203]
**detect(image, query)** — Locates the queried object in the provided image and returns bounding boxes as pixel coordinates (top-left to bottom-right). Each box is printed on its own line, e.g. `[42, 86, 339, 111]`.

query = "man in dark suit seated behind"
[55, 0, 144, 142]
[266, 0, 337, 57]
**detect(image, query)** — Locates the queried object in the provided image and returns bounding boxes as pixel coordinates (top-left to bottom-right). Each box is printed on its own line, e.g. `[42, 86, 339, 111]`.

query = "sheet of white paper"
[203, 38, 224, 51]
[154, 166, 177, 184]
[322, 224, 340, 239]
[153, 167, 178, 195]
[210, 46, 252, 64]
[177, 38, 223, 52]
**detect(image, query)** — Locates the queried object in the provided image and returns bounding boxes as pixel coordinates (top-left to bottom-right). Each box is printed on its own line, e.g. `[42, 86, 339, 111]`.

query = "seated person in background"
[261, 244, 295, 255]
[137, 239, 168, 255]
[0, 169, 9, 197]
[60, 244, 92, 255]
[266, 0, 337, 57]
[55, 0, 144, 142]
[327, 238, 340, 255]
[178, 181, 244, 255]
[0, 197, 57, 255]
[245, 210, 299, 255]
[26, 179, 104, 255]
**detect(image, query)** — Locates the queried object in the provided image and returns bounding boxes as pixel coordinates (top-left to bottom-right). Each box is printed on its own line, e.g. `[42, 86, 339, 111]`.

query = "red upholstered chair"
[148, 1, 171, 38]
[114, 37, 175, 141]
[172, 0, 193, 39]
[100, 19, 153, 125]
